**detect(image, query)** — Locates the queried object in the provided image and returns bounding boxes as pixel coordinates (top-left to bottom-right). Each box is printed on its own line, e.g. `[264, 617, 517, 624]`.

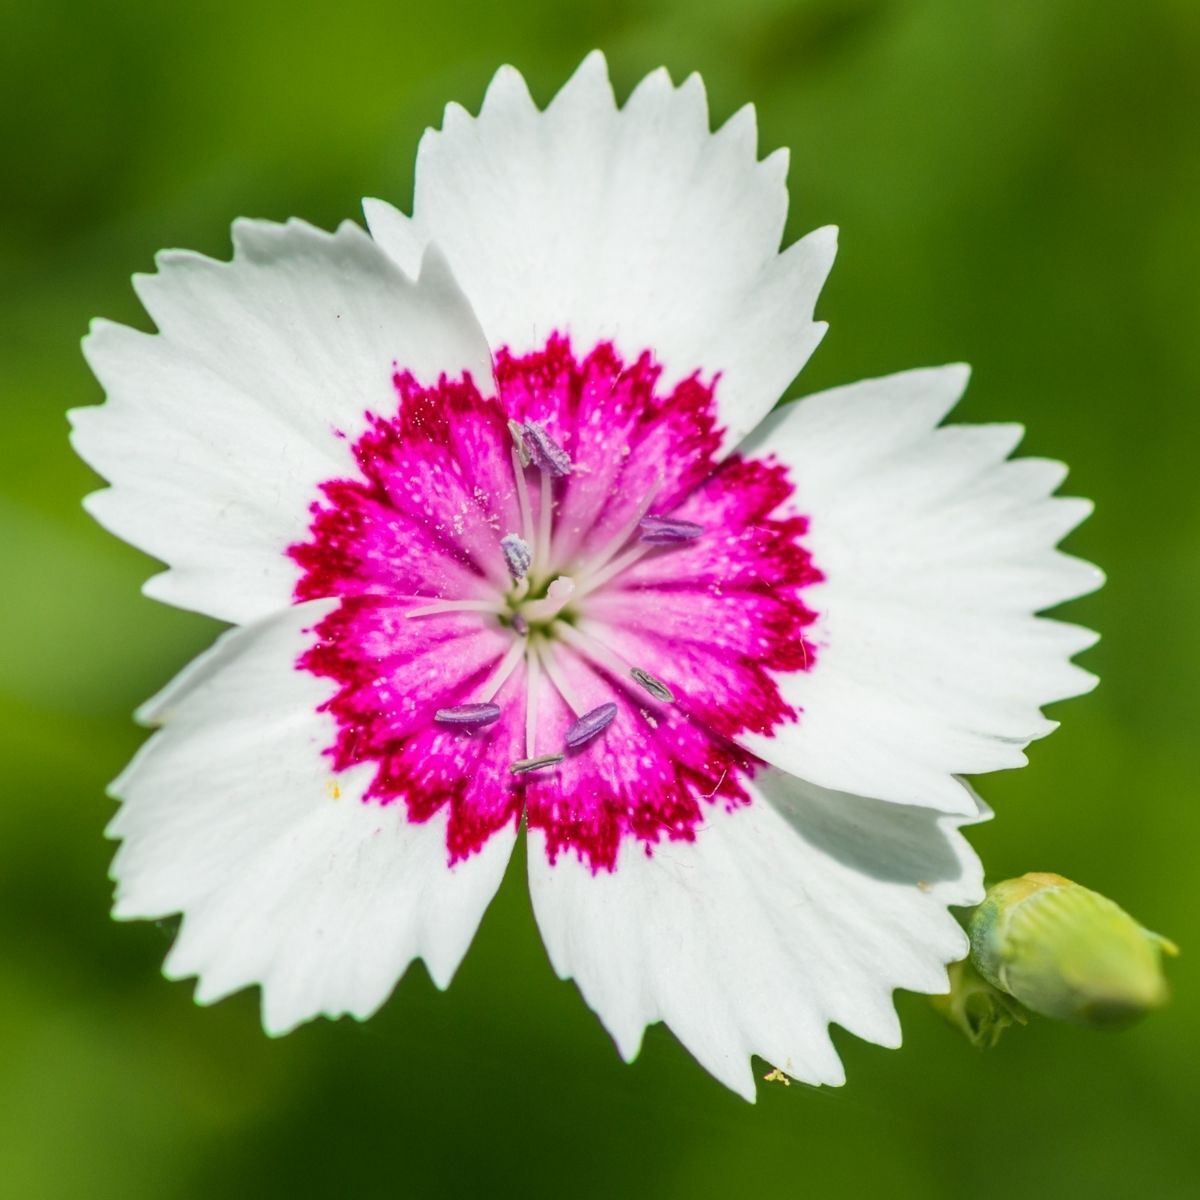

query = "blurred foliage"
[1, 1, 1197, 1197]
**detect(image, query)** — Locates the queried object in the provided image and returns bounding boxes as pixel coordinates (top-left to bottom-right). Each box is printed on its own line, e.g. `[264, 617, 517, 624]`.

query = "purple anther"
[638, 515, 705, 544]
[510, 754, 565, 774]
[520, 422, 572, 477]
[511, 613, 528, 635]
[630, 667, 675, 703]
[434, 703, 502, 727]
[564, 702, 619, 749]
[500, 533, 532, 581]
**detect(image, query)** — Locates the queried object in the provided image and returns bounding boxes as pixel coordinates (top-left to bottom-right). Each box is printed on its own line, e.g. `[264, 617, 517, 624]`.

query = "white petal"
[366, 52, 834, 452]
[528, 771, 985, 1099]
[110, 601, 514, 1033]
[738, 367, 1103, 813]
[71, 221, 493, 624]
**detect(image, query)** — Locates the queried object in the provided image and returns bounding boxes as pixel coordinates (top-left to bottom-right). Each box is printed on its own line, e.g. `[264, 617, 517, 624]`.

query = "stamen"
[508, 419, 531, 468]
[564, 702, 618, 749]
[479, 638, 527, 703]
[639, 515, 704, 544]
[572, 474, 662, 587]
[553, 621, 677, 707]
[630, 668, 675, 703]
[573, 542, 651, 599]
[406, 598, 504, 619]
[535, 464, 554, 574]
[510, 754, 565, 774]
[521, 422, 572, 477]
[500, 533, 532, 581]
[434, 703, 502, 727]
[552, 620, 627, 678]
[524, 642, 542, 759]
[511, 614, 528, 636]
[511, 446, 535, 547]
[537, 641, 584, 714]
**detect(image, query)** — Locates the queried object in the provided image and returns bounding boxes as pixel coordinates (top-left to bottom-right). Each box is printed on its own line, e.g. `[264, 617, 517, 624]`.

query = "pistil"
[521, 576, 575, 624]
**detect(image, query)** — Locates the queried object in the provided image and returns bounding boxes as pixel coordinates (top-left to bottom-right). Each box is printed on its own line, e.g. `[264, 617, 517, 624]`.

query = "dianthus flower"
[71, 54, 1100, 1098]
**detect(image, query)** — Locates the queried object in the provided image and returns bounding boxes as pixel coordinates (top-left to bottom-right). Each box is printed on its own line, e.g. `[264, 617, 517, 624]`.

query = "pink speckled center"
[289, 336, 820, 872]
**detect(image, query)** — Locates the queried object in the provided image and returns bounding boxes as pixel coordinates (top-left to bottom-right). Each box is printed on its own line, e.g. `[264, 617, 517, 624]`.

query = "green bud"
[968, 873, 1178, 1029]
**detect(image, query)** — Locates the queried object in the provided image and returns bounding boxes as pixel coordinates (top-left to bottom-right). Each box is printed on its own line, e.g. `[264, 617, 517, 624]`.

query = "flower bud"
[968, 873, 1177, 1029]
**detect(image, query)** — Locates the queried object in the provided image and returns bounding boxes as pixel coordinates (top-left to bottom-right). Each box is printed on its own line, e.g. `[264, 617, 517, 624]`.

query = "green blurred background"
[2, 0, 1197, 1196]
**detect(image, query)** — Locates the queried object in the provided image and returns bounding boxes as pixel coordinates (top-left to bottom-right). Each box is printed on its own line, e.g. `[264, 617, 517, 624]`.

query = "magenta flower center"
[289, 336, 821, 872]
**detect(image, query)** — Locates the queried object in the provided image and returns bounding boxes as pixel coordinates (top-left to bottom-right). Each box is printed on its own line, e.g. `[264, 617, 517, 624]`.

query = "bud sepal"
[931, 957, 1029, 1048]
